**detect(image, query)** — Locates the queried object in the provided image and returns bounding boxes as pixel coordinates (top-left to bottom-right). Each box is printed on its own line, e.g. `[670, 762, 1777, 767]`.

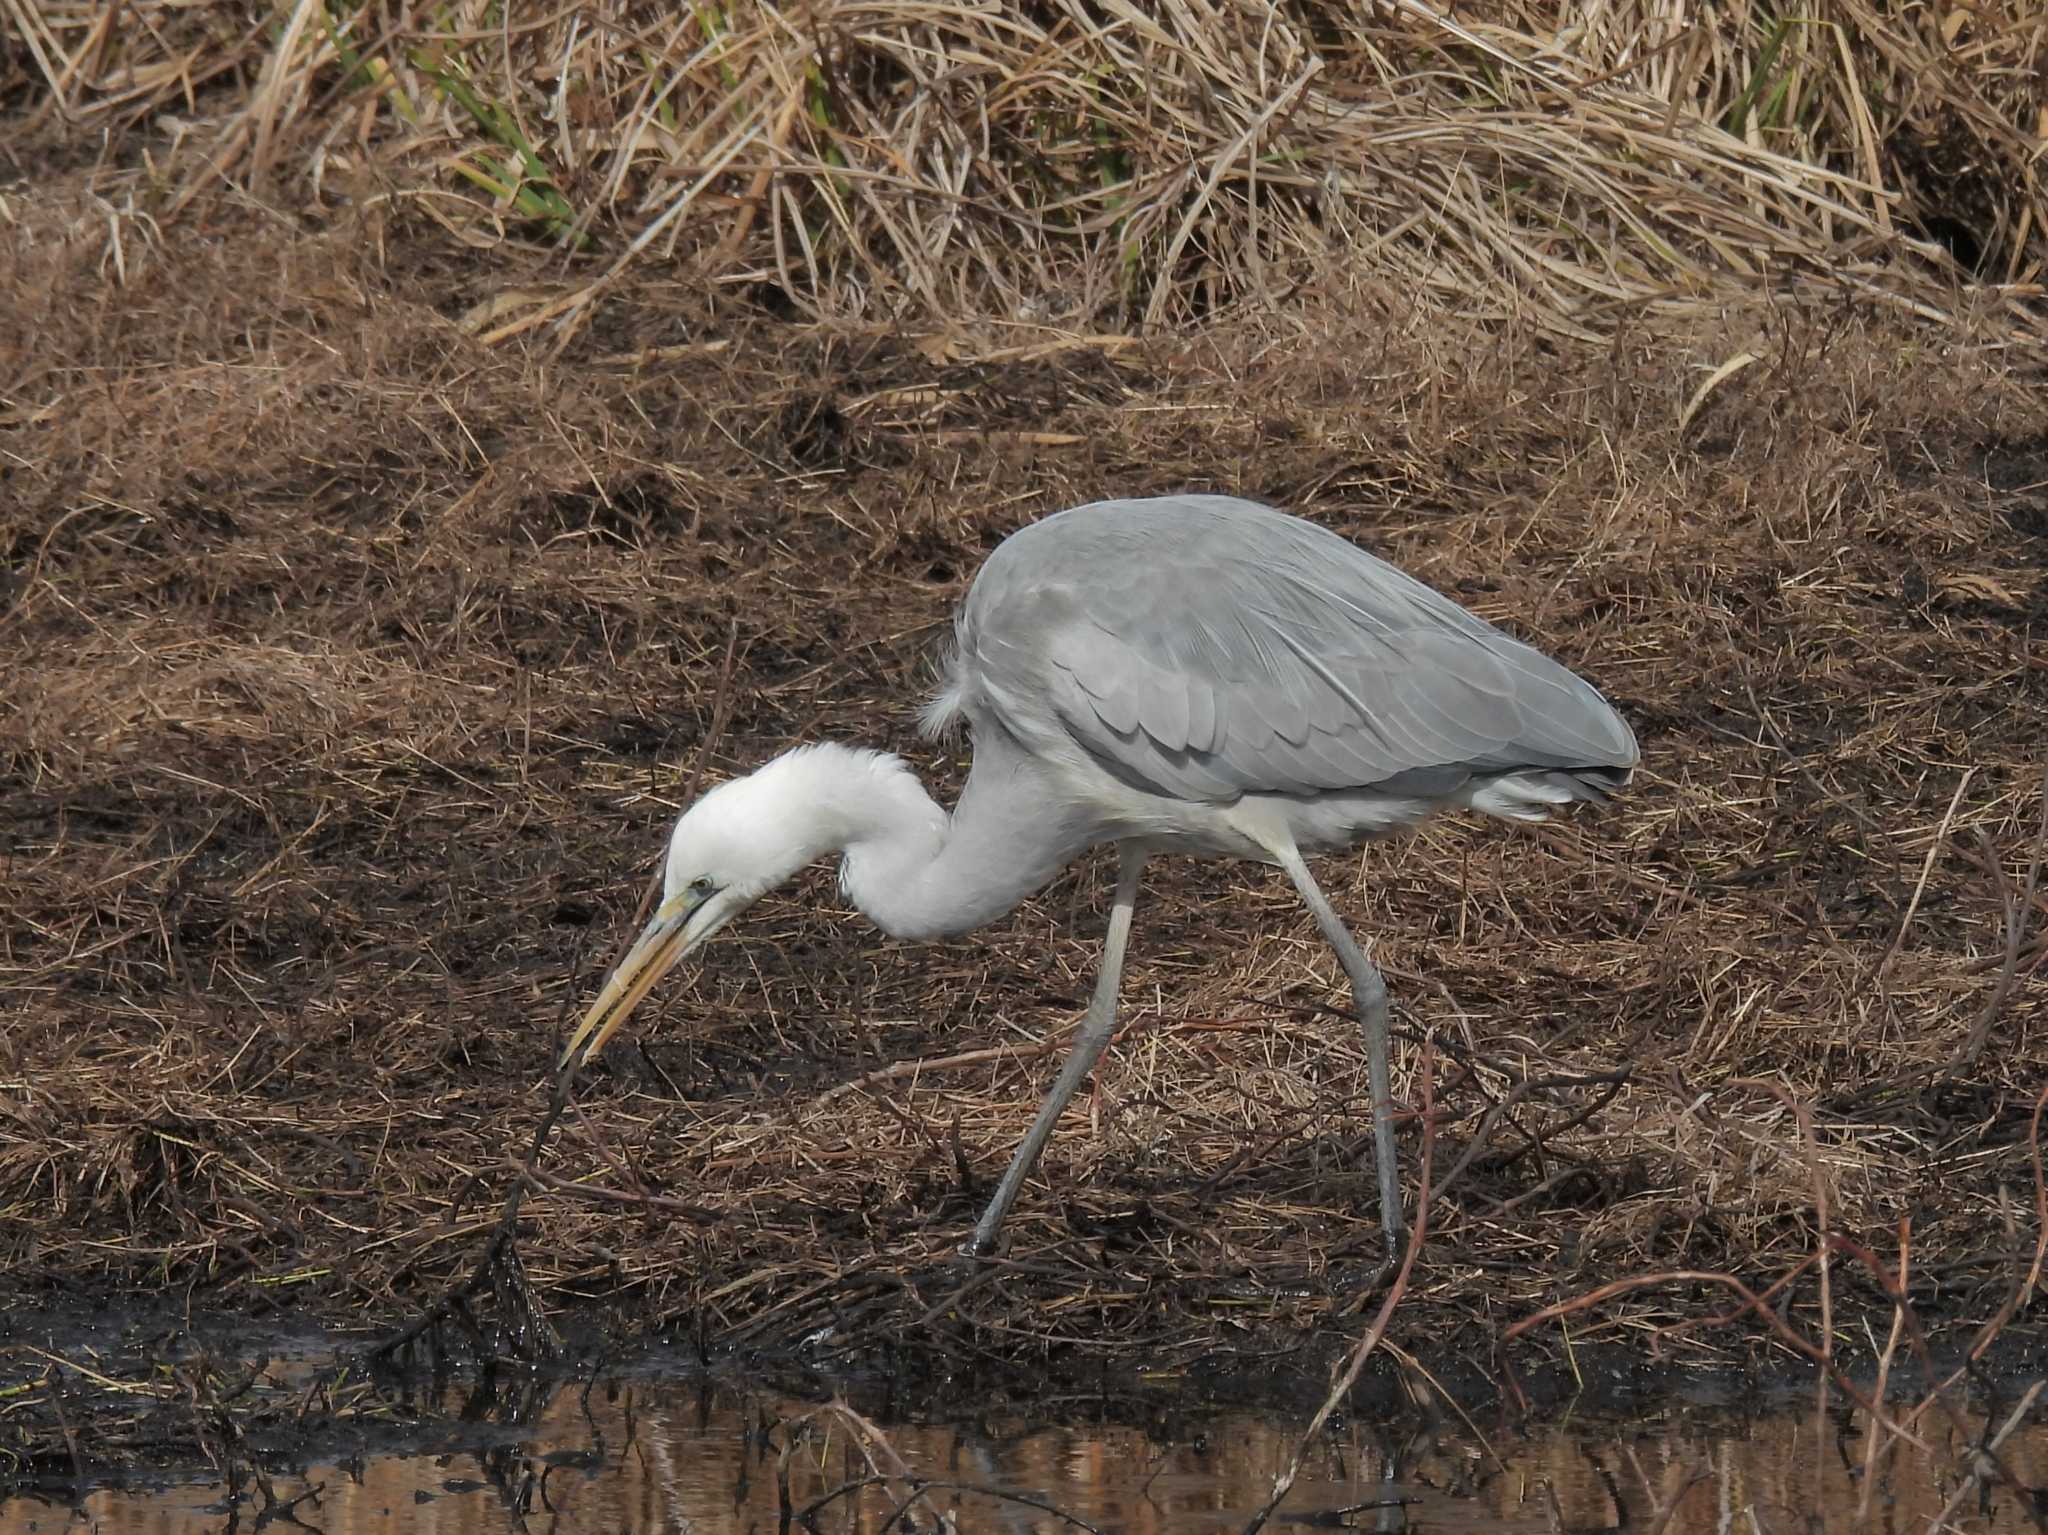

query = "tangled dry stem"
[3, 0, 2044, 344]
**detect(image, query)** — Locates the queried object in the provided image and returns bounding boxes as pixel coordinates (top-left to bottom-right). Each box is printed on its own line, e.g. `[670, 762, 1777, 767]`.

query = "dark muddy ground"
[7, 1294, 2048, 1521]
[4, 165, 2048, 1484]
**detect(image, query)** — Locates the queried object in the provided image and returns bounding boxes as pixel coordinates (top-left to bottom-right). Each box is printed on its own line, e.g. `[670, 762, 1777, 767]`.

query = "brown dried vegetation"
[6, 0, 2046, 335]
[1, 0, 2046, 1398]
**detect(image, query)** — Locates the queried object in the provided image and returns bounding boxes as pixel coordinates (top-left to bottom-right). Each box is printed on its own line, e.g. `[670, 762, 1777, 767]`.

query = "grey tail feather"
[1526, 765, 1632, 806]
[1456, 763, 1635, 824]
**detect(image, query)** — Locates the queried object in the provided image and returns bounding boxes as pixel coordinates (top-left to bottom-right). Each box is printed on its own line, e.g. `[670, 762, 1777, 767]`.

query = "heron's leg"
[963, 843, 1147, 1257]
[1276, 848, 1406, 1246]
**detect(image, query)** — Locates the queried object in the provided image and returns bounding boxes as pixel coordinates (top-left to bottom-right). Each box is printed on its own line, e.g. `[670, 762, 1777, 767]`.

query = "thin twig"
[1906, 1082, 2048, 1410]
[1625, 1443, 1711, 1535]
[1876, 765, 1972, 978]
[1505, 1268, 1930, 1452]
[1242, 1044, 1436, 1535]
[1926, 1380, 2048, 1533]
[1726, 1079, 1832, 1429]
[1944, 765, 2048, 1075]
[1738, 670, 1901, 895]
[369, 623, 750, 1361]
[810, 1014, 1167, 1106]
[1429, 1068, 1630, 1207]
[515, 1164, 721, 1222]
[1854, 1219, 1908, 1523]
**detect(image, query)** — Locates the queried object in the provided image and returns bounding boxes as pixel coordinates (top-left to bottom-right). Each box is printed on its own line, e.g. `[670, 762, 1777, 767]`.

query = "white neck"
[740, 742, 1087, 941]
[820, 750, 952, 937]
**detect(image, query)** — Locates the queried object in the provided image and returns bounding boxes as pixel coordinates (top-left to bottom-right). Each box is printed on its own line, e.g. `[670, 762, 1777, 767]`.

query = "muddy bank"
[3, 168, 2047, 1479]
[7, 1292, 2048, 1504]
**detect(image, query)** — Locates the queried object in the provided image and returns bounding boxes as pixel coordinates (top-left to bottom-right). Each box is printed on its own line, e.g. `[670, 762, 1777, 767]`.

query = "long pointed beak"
[561, 891, 713, 1069]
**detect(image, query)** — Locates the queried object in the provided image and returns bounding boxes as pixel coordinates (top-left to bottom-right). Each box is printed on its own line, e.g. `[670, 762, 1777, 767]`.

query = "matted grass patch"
[3, 188, 2044, 1387]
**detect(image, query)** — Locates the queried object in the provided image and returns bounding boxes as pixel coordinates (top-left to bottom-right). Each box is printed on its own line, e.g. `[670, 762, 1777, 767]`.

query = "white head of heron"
[560, 744, 945, 1068]
[560, 761, 802, 1067]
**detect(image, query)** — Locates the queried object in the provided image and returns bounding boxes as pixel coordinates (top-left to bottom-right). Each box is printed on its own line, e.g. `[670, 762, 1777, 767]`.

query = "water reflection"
[9, 1373, 2047, 1533]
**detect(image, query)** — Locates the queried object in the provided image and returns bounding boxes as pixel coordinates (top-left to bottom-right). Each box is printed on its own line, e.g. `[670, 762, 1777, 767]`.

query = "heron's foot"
[1337, 1252, 1400, 1318]
[954, 1230, 1001, 1263]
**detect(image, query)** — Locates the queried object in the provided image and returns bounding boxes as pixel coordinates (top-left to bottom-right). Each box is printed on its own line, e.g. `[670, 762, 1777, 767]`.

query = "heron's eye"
[687, 876, 717, 899]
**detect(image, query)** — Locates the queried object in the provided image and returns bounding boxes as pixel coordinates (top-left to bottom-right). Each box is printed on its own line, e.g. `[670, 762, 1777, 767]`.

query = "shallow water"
[8, 1372, 2047, 1533]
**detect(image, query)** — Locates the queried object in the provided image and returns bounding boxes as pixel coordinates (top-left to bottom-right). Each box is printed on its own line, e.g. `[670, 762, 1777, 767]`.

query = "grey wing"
[949, 496, 1637, 803]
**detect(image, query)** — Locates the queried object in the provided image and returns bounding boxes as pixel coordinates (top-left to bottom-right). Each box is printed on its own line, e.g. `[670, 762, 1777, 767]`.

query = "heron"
[561, 494, 1637, 1256]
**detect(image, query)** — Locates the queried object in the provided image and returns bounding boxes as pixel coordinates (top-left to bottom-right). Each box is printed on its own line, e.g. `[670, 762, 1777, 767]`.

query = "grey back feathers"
[924, 495, 1637, 807]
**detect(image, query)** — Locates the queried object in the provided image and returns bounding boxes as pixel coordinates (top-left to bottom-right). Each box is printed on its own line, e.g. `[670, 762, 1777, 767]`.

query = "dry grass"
[2, 0, 2043, 342]
[3, 0, 2048, 1407]
[3, 152, 2045, 1380]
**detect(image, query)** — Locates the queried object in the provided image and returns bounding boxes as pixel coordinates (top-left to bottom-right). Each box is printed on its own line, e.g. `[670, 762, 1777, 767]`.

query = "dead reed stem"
[8, 0, 2044, 343]
[1243, 1044, 1437, 1535]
